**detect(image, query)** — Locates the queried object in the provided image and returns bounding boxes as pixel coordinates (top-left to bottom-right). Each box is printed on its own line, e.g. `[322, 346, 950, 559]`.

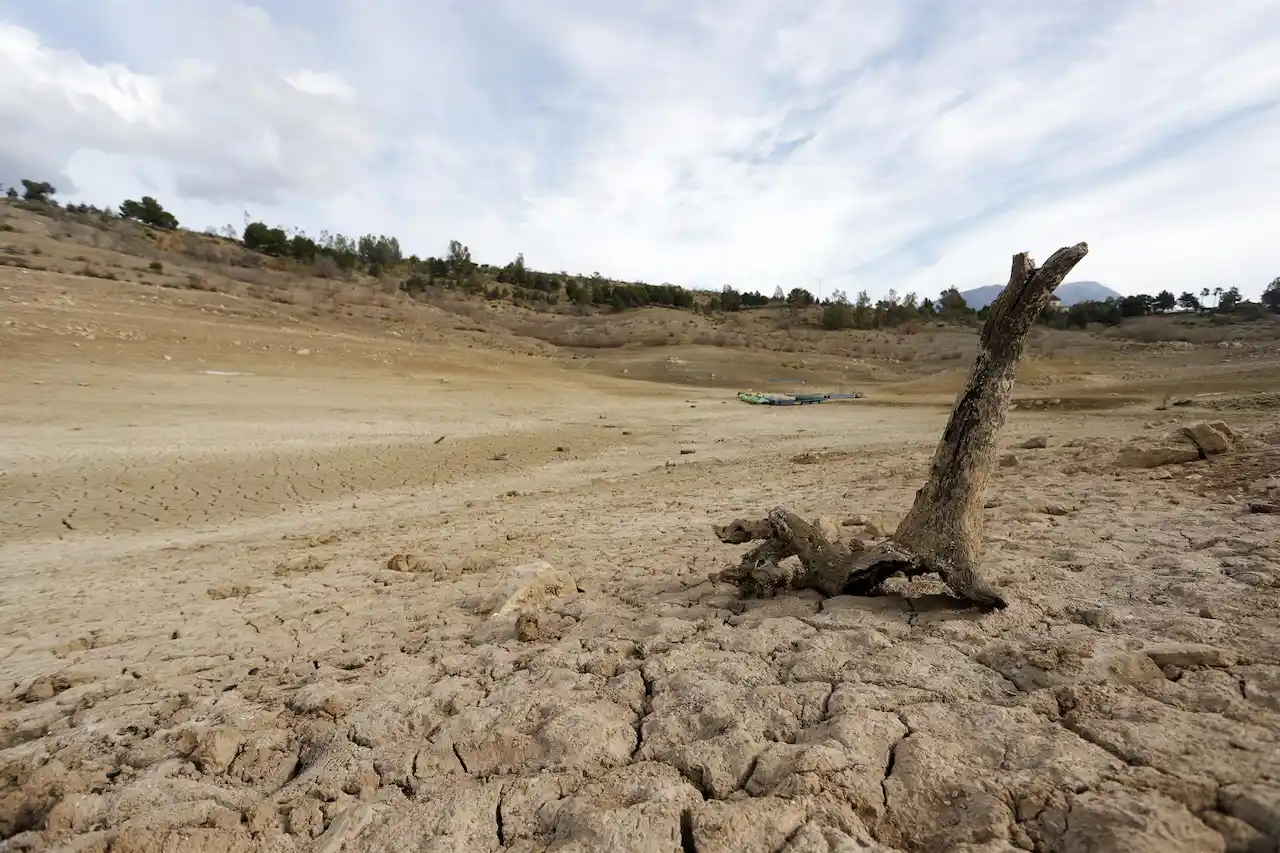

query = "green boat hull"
[737, 390, 863, 406]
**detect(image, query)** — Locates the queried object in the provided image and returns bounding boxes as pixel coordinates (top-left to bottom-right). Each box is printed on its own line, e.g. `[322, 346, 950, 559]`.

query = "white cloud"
[284, 70, 356, 102]
[0, 10, 374, 207]
[1, 1, 1278, 298]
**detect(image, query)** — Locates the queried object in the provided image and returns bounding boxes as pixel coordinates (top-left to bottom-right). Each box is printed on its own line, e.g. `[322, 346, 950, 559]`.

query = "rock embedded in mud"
[814, 516, 841, 543]
[192, 726, 243, 775]
[1180, 421, 1237, 456]
[1020, 436, 1049, 449]
[1141, 642, 1236, 670]
[1117, 439, 1202, 469]
[515, 609, 540, 642]
[468, 563, 578, 647]
[1116, 421, 1241, 469]
[22, 675, 58, 702]
[206, 584, 253, 600]
[385, 553, 421, 572]
[487, 560, 577, 619]
[20, 670, 94, 703]
[863, 516, 895, 538]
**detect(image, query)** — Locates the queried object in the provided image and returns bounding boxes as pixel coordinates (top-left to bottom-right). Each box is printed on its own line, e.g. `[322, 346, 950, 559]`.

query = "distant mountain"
[959, 280, 1122, 309]
[1055, 281, 1124, 305]
[955, 285, 1006, 309]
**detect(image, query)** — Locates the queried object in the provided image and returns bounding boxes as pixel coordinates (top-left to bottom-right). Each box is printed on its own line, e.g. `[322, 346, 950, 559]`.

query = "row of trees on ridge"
[5, 179, 1278, 324]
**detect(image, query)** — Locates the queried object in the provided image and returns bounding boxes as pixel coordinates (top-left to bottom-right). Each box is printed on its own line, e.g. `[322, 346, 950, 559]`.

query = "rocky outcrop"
[1117, 421, 1241, 468]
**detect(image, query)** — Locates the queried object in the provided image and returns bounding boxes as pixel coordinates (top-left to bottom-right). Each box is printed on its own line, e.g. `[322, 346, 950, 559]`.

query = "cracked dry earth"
[3, 365, 1280, 853]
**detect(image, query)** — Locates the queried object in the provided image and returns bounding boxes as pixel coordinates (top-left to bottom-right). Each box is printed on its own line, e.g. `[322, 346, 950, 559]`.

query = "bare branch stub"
[713, 243, 1090, 610]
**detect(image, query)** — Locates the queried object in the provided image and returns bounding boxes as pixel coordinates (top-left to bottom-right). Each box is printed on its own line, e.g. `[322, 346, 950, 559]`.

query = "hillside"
[4, 198, 1276, 365]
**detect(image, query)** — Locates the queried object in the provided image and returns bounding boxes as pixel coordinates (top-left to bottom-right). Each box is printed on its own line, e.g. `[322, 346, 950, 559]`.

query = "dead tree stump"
[712, 243, 1089, 611]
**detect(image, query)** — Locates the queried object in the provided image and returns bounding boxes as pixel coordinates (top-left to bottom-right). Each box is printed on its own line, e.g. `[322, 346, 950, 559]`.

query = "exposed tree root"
[712, 243, 1090, 611]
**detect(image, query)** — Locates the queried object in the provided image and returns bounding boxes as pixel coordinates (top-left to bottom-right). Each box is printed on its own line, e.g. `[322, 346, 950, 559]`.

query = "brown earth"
[2, 224, 1280, 852]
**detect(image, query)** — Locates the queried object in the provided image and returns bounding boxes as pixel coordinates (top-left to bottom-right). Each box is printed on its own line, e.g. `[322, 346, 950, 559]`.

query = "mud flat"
[2, 272, 1280, 852]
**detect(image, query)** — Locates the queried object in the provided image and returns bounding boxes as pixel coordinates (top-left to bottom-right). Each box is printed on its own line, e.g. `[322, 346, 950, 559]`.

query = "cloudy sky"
[2, 1, 1278, 300]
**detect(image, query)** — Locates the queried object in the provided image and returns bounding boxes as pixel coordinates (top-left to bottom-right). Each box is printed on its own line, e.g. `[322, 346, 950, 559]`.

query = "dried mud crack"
[880, 715, 910, 813]
[495, 786, 507, 847]
[5, 500, 1280, 852]
[679, 806, 698, 853]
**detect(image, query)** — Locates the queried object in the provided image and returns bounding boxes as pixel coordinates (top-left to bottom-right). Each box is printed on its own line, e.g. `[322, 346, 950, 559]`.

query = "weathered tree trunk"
[712, 243, 1089, 611]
